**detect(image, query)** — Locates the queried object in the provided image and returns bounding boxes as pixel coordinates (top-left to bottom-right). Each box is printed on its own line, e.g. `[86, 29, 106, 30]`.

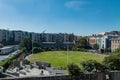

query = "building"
[0, 29, 76, 50]
[88, 37, 100, 48]
[99, 35, 118, 51]
[0, 29, 7, 42]
[22, 31, 31, 38]
[45, 33, 53, 42]
[31, 33, 40, 44]
[13, 31, 23, 43]
[0, 45, 19, 55]
[111, 37, 120, 52]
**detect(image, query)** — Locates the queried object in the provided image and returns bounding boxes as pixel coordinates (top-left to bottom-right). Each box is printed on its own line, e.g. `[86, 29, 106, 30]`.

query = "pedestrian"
[105, 74, 109, 80]
[40, 70, 44, 75]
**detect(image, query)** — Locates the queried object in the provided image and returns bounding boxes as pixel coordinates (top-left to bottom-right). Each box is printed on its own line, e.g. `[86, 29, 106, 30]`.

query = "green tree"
[104, 53, 120, 70]
[81, 60, 104, 72]
[20, 37, 32, 54]
[75, 37, 88, 49]
[33, 42, 39, 47]
[93, 44, 99, 50]
[104, 48, 108, 53]
[55, 35, 63, 50]
[33, 47, 41, 53]
[79, 37, 87, 48]
[67, 63, 82, 76]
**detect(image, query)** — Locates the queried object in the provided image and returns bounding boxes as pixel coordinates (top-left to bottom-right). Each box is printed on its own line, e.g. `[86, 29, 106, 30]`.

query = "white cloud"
[65, 0, 90, 11]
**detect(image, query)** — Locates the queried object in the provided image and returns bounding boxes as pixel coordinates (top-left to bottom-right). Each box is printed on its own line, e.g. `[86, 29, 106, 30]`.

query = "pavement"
[19, 68, 50, 77]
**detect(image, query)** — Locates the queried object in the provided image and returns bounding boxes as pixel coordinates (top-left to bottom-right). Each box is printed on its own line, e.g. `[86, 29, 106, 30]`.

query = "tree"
[93, 44, 99, 50]
[33, 42, 39, 47]
[81, 60, 105, 72]
[33, 47, 41, 53]
[55, 35, 63, 50]
[20, 37, 32, 54]
[67, 63, 82, 76]
[79, 37, 88, 48]
[104, 53, 120, 70]
[75, 37, 88, 49]
[104, 48, 108, 53]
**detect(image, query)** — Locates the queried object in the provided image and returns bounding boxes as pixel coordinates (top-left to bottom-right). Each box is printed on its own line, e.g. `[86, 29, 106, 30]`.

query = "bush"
[0, 53, 21, 71]
[67, 63, 82, 76]
[81, 60, 105, 72]
[104, 53, 120, 70]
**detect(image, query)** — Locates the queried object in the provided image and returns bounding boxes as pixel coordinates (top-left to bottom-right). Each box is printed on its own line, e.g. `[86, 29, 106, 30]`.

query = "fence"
[1, 71, 120, 80]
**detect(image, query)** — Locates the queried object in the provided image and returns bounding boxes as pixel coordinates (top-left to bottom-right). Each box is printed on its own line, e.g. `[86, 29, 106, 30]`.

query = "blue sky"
[0, 0, 120, 35]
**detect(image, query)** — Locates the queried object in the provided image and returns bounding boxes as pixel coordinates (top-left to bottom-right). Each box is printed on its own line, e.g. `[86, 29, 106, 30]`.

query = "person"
[92, 67, 97, 73]
[40, 70, 44, 75]
[105, 74, 109, 80]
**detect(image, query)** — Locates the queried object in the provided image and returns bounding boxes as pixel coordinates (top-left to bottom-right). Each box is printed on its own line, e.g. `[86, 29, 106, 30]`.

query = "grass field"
[29, 51, 106, 67]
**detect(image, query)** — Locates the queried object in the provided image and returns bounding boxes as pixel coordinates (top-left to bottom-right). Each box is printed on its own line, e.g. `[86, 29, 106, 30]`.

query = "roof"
[0, 45, 19, 50]
[0, 46, 13, 50]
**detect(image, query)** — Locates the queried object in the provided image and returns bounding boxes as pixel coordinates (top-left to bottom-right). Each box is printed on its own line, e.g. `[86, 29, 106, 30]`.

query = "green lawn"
[29, 51, 106, 67]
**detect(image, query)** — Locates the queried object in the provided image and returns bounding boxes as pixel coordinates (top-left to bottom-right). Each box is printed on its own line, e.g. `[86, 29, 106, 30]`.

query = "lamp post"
[32, 33, 33, 54]
[67, 42, 69, 66]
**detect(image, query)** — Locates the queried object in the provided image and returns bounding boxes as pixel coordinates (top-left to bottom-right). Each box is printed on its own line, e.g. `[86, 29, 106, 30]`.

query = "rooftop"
[0, 45, 18, 50]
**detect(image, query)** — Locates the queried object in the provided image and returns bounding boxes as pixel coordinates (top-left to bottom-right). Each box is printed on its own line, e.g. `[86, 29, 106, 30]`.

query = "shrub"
[81, 60, 105, 72]
[33, 47, 40, 53]
[67, 63, 82, 76]
[103, 53, 120, 70]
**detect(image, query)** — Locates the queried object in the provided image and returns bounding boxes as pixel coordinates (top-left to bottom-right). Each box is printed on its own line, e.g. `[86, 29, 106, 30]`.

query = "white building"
[0, 45, 19, 55]
[99, 35, 118, 50]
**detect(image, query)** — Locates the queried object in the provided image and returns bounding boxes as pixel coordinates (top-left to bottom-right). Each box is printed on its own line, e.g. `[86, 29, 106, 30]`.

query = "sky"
[0, 0, 120, 36]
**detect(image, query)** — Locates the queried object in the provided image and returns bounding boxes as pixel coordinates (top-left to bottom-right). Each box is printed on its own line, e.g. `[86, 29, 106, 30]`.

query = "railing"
[1, 71, 120, 80]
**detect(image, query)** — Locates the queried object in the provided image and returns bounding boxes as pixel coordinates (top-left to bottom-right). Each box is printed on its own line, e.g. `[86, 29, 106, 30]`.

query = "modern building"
[22, 31, 31, 39]
[0, 29, 7, 42]
[31, 33, 40, 43]
[6, 30, 14, 42]
[111, 37, 120, 52]
[13, 31, 23, 42]
[45, 33, 53, 42]
[0, 29, 76, 50]
[99, 35, 118, 51]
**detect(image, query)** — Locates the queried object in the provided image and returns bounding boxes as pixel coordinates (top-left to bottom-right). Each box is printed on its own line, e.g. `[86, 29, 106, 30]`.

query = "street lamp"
[67, 42, 69, 66]
[32, 33, 33, 54]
